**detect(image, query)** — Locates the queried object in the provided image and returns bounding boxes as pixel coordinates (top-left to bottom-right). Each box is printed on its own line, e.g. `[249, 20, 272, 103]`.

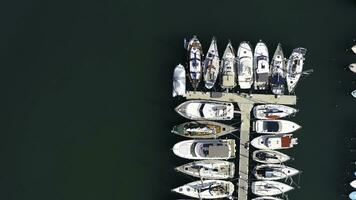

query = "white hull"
[286, 48, 306, 93]
[253, 104, 297, 120]
[252, 197, 283, 200]
[175, 100, 234, 121]
[252, 150, 291, 164]
[351, 180, 356, 188]
[352, 45, 356, 54]
[254, 164, 299, 180]
[204, 37, 220, 89]
[220, 42, 236, 90]
[254, 119, 301, 134]
[254, 41, 270, 90]
[349, 63, 356, 73]
[352, 90, 356, 98]
[172, 139, 236, 160]
[172, 180, 234, 199]
[252, 181, 293, 196]
[175, 160, 235, 179]
[187, 35, 203, 89]
[270, 44, 286, 95]
[172, 64, 186, 97]
[251, 134, 298, 150]
[237, 41, 253, 89]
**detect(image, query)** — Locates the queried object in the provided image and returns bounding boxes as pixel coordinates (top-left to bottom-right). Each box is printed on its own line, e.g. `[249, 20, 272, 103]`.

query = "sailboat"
[172, 139, 236, 160]
[175, 100, 234, 121]
[172, 64, 186, 97]
[254, 40, 270, 90]
[172, 180, 234, 199]
[171, 121, 237, 138]
[203, 37, 220, 89]
[251, 181, 294, 196]
[253, 119, 301, 134]
[286, 47, 307, 93]
[186, 35, 203, 90]
[252, 150, 291, 164]
[349, 63, 356, 73]
[220, 41, 237, 90]
[175, 160, 235, 179]
[270, 44, 286, 95]
[251, 134, 298, 150]
[253, 104, 297, 119]
[237, 41, 253, 89]
[253, 164, 300, 180]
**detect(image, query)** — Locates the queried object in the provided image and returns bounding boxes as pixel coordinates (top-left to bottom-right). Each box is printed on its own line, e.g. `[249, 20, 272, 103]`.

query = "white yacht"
[253, 104, 297, 120]
[351, 180, 356, 189]
[270, 44, 286, 95]
[220, 41, 237, 90]
[187, 35, 203, 90]
[352, 44, 356, 54]
[349, 63, 356, 73]
[252, 150, 291, 164]
[171, 121, 237, 138]
[253, 164, 300, 181]
[175, 160, 235, 179]
[175, 100, 234, 120]
[251, 134, 298, 150]
[252, 197, 283, 200]
[172, 180, 234, 199]
[172, 64, 186, 97]
[286, 48, 307, 93]
[252, 181, 293, 196]
[203, 37, 220, 89]
[254, 41, 270, 90]
[253, 120, 301, 134]
[237, 41, 253, 89]
[172, 139, 236, 160]
[352, 90, 356, 98]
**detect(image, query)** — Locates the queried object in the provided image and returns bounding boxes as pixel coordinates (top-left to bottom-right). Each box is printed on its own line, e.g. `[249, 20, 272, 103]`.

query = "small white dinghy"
[253, 104, 297, 120]
[172, 180, 234, 199]
[351, 180, 356, 188]
[237, 41, 253, 89]
[203, 37, 220, 89]
[352, 90, 356, 98]
[252, 181, 293, 196]
[252, 150, 291, 164]
[251, 134, 298, 150]
[254, 40, 270, 90]
[253, 120, 301, 134]
[253, 164, 300, 181]
[349, 63, 356, 73]
[175, 160, 235, 179]
[220, 41, 237, 90]
[172, 139, 236, 160]
[175, 100, 234, 120]
[187, 35, 203, 90]
[286, 47, 307, 93]
[172, 64, 186, 97]
[252, 197, 283, 200]
[352, 45, 356, 54]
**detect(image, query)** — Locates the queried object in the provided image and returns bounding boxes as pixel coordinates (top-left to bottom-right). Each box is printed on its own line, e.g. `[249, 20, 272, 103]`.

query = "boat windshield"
[263, 121, 279, 132]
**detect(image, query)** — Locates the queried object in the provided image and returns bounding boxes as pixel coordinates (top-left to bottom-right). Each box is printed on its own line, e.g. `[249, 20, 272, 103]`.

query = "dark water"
[2, 0, 356, 199]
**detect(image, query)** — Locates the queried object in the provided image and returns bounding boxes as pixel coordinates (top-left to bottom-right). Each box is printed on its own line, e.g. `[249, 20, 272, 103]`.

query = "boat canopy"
[263, 121, 280, 132]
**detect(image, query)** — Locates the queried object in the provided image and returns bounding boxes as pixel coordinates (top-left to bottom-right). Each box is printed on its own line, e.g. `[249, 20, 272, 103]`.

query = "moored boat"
[352, 90, 356, 98]
[349, 63, 356, 73]
[251, 181, 293, 196]
[286, 47, 307, 93]
[172, 139, 236, 160]
[352, 45, 356, 54]
[172, 64, 186, 97]
[175, 100, 234, 121]
[172, 180, 234, 199]
[254, 41, 270, 90]
[251, 134, 298, 150]
[350, 191, 356, 200]
[270, 43, 286, 95]
[351, 180, 356, 188]
[237, 41, 253, 89]
[220, 41, 237, 90]
[252, 197, 283, 200]
[253, 164, 300, 180]
[175, 160, 235, 179]
[252, 150, 291, 164]
[253, 119, 301, 134]
[203, 37, 220, 89]
[171, 121, 237, 138]
[187, 35, 203, 90]
[253, 104, 297, 120]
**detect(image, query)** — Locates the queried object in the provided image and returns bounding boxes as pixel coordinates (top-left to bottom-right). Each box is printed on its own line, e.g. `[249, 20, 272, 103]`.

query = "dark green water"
[2, 0, 356, 199]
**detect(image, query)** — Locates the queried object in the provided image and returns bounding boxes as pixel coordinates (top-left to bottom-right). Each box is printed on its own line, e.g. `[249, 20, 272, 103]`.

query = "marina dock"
[185, 91, 297, 200]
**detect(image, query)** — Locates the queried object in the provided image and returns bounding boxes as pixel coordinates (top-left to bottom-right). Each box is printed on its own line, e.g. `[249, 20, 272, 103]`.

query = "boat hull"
[171, 121, 237, 138]
[220, 42, 236, 90]
[175, 160, 235, 179]
[204, 37, 220, 89]
[237, 41, 253, 89]
[251, 134, 298, 150]
[172, 64, 186, 97]
[252, 150, 290, 164]
[254, 119, 301, 134]
[286, 48, 306, 93]
[253, 164, 299, 180]
[270, 44, 286, 95]
[253, 104, 297, 120]
[254, 41, 270, 90]
[187, 35, 203, 90]
[251, 181, 293, 196]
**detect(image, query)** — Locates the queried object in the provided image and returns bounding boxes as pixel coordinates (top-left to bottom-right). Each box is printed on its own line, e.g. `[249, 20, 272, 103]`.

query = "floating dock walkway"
[185, 91, 296, 200]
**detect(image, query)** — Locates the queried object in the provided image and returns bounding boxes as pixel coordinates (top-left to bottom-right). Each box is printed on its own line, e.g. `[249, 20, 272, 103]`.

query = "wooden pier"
[185, 91, 296, 200]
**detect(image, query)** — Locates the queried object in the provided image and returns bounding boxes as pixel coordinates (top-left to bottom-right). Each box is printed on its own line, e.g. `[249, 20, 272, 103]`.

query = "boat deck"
[185, 91, 296, 200]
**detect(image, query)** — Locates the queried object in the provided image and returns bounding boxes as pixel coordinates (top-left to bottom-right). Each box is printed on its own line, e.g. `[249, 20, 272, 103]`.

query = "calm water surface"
[1, 0, 356, 199]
